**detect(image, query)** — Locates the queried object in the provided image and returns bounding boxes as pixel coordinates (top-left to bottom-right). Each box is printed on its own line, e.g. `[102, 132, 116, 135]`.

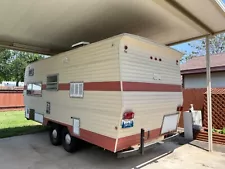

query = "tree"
[181, 33, 225, 62]
[0, 49, 44, 86]
[180, 50, 194, 63]
[10, 51, 44, 86]
[0, 48, 12, 82]
[190, 33, 225, 56]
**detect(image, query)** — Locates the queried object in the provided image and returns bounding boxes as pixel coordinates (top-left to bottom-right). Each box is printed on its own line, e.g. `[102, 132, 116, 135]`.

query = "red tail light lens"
[177, 106, 183, 111]
[123, 112, 134, 120]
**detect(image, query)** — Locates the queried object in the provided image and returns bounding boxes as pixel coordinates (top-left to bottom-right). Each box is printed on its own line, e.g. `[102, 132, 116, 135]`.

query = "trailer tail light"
[123, 111, 134, 120]
[121, 111, 134, 128]
[177, 105, 183, 111]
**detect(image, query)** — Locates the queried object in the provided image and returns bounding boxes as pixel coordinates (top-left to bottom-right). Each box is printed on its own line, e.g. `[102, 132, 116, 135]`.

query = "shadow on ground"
[72, 134, 191, 169]
[190, 139, 225, 154]
[1, 132, 225, 169]
[0, 125, 47, 138]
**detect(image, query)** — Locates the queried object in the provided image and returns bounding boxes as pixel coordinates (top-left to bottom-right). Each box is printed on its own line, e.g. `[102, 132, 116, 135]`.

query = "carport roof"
[0, 0, 225, 55]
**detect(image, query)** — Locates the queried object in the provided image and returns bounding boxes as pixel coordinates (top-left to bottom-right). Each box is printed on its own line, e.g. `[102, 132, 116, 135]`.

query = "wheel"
[62, 128, 79, 153]
[49, 125, 62, 146]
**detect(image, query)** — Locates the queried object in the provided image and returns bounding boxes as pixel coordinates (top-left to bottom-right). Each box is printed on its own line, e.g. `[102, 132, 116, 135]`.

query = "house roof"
[180, 53, 225, 75]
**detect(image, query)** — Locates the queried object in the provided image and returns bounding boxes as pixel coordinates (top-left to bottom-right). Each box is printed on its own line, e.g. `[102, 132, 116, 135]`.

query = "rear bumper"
[116, 113, 180, 152]
[117, 130, 179, 158]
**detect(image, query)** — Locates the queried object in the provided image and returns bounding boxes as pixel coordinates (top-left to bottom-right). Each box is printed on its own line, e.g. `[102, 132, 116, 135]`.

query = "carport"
[1, 0, 225, 152]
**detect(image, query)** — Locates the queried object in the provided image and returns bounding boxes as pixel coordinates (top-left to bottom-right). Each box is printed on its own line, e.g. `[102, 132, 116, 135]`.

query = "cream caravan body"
[24, 34, 183, 153]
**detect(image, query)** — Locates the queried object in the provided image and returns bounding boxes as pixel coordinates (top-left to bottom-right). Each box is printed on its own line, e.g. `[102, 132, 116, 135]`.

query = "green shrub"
[222, 127, 225, 135]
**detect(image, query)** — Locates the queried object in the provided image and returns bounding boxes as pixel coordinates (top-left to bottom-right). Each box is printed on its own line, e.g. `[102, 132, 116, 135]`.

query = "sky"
[172, 41, 192, 54]
[171, 0, 225, 57]
[171, 39, 202, 57]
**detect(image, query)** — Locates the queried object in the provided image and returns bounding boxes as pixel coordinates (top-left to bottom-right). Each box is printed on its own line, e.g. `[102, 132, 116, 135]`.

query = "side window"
[46, 74, 58, 90]
[70, 82, 84, 98]
[27, 82, 42, 96]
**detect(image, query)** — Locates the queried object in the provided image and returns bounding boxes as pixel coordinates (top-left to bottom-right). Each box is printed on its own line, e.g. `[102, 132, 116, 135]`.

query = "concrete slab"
[0, 132, 224, 169]
[190, 140, 225, 153]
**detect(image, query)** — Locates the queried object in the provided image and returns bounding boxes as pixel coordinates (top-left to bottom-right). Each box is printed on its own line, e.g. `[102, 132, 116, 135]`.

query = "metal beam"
[206, 35, 213, 152]
[213, 0, 225, 14]
[152, 0, 209, 35]
[167, 35, 208, 46]
[0, 41, 63, 56]
[164, 0, 216, 152]
[162, 0, 225, 46]
[165, 0, 214, 34]
[167, 29, 225, 46]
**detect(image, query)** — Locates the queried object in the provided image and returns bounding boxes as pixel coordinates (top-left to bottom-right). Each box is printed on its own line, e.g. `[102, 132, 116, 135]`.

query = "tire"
[62, 128, 79, 153]
[49, 125, 62, 146]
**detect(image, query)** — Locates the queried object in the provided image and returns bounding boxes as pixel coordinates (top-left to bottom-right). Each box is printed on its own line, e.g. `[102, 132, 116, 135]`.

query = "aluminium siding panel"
[119, 49, 181, 85]
[183, 72, 225, 89]
[24, 36, 123, 139]
[24, 94, 45, 114]
[44, 91, 122, 138]
[24, 36, 122, 84]
[118, 35, 183, 138]
[118, 92, 182, 137]
[24, 91, 121, 138]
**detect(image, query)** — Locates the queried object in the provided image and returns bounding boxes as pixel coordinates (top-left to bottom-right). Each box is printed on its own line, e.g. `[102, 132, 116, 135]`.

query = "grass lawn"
[0, 111, 47, 138]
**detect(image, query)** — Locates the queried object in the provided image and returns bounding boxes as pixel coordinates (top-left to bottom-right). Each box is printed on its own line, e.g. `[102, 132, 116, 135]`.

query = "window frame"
[28, 68, 34, 76]
[46, 74, 59, 91]
[69, 81, 84, 98]
[26, 81, 43, 97]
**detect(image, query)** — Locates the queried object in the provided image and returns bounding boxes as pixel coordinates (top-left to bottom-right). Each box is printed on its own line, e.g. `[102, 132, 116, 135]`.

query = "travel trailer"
[24, 33, 183, 155]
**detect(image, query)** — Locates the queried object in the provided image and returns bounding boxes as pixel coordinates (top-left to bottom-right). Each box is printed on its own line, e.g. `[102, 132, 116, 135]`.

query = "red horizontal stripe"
[116, 128, 161, 151]
[123, 82, 181, 92]
[24, 81, 181, 92]
[84, 82, 121, 91]
[59, 83, 69, 90]
[42, 84, 46, 90]
[57, 82, 121, 91]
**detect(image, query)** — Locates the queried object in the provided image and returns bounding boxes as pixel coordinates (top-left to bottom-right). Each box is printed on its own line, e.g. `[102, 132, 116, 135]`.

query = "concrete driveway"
[0, 132, 225, 169]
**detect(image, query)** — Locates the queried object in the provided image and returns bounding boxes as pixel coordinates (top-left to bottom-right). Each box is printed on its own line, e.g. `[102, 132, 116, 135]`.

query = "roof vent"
[71, 42, 90, 49]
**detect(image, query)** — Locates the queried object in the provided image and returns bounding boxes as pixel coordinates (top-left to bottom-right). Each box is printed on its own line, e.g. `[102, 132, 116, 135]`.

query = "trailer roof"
[0, 0, 225, 55]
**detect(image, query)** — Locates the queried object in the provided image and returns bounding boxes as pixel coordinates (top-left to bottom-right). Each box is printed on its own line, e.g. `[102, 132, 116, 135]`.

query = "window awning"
[0, 0, 225, 55]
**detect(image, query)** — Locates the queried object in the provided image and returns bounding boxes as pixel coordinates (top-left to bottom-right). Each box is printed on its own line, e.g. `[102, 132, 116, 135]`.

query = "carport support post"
[206, 35, 213, 152]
